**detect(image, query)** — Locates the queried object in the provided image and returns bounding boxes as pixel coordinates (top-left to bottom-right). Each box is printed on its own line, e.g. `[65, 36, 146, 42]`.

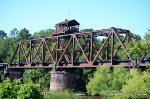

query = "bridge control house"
[53, 19, 80, 36]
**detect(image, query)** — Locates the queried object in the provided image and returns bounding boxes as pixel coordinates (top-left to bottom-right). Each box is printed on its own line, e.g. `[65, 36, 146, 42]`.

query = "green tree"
[132, 33, 141, 41]
[144, 30, 150, 57]
[33, 29, 54, 39]
[18, 82, 43, 99]
[86, 66, 129, 96]
[23, 69, 51, 90]
[86, 66, 112, 96]
[111, 67, 129, 93]
[10, 28, 18, 38]
[144, 29, 150, 42]
[128, 41, 148, 60]
[0, 79, 21, 98]
[17, 28, 31, 40]
[122, 69, 150, 98]
[0, 30, 7, 39]
[0, 78, 43, 99]
[0, 38, 17, 62]
[80, 29, 93, 32]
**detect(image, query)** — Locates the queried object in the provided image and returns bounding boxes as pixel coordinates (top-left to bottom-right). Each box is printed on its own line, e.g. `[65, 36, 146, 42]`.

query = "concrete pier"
[50, 71, 76, 90]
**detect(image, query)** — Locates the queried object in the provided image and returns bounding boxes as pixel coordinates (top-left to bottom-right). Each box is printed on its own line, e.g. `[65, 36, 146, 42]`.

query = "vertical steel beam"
[29, 41, 32, 65]
[42, 38, 45, 65]
[71, 35, 75, 65]
[55, 37, 59, 68]
[127, 33, 130, 43]
[106, 38, 109, 60]
[111, 32, 114, 65]
[88, 37, 90, 60]
[90, 33, 93, 62]
[18, 42, 21, 66]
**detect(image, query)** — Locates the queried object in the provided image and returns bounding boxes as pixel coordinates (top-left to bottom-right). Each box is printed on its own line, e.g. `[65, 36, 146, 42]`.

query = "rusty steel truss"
[9, 27, 142, 69]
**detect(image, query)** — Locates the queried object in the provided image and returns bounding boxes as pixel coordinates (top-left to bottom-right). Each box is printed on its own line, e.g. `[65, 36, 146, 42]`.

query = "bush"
[122, 69, 150, 98]
[0, 78, 43, 99]
[110, 67, 129, 94]
[0, 78, 21, 98]
[23, 69, 51, 90]
[86, 66, 150, 98]
[86, 66, 129, 96]
[18, 82, 43, 99]
[86, 66, 112, 96]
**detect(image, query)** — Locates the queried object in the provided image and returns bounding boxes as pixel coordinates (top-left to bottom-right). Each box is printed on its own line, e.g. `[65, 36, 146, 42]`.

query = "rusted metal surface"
[9, 19, 147, 69]
[53, 19, 80, 36]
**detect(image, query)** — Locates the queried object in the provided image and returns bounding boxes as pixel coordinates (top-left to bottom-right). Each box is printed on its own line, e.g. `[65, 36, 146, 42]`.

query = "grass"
[43, 90, 81, 99]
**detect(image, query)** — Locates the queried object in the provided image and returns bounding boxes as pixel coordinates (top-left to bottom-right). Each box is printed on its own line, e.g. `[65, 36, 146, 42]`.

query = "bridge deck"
[8, 65, 147, 69]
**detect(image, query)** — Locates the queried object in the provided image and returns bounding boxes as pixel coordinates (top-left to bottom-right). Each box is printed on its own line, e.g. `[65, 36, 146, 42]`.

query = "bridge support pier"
[50, 71, 76, 90]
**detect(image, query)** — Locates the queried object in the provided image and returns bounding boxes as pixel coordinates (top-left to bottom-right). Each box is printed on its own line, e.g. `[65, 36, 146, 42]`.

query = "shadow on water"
[81, 96, 102, 99]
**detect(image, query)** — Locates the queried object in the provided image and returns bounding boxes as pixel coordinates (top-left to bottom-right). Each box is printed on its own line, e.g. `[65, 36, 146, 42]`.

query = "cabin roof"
[56, 19, 80, 26]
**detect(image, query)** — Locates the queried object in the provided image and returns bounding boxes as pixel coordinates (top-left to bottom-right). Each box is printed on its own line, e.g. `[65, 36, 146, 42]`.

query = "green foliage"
[128, 41, 148, 59]
[18, 82, 43, 99]
[0, 38, 17, 62]
[0, 78, 43, 99]
[132, 33, 141, 41]
[23, 69, 51, 90]
[17, 28, 31, 40]
[122, 69, 150, 98]
[44, 90, 80, 99]
[111, 67, 129, 94]
[0, 78, 21, 98]
[86, 66, 150, 98]
[80, 29, 93, 32]
[144, 30, 150, 42]
[0, 30, 7, 39]
[33, 29, 54, 39]
[9, 28, 18, 38]
[86, 66, 129, 96]
[86, 66, 112, 96]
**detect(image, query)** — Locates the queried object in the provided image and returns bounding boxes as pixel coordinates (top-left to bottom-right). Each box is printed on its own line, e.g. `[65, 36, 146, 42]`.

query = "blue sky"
[0, 0, 150, 37]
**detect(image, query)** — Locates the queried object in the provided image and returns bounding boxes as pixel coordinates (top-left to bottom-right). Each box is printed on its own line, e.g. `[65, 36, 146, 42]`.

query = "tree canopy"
[9, 28, 18, 38]
[17, 28, 31, 40]
[0, 30, 7, 39]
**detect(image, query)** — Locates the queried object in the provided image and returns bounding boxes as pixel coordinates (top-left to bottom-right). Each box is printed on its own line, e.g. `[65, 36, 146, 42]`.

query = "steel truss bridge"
[9, 27, 148, 69]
